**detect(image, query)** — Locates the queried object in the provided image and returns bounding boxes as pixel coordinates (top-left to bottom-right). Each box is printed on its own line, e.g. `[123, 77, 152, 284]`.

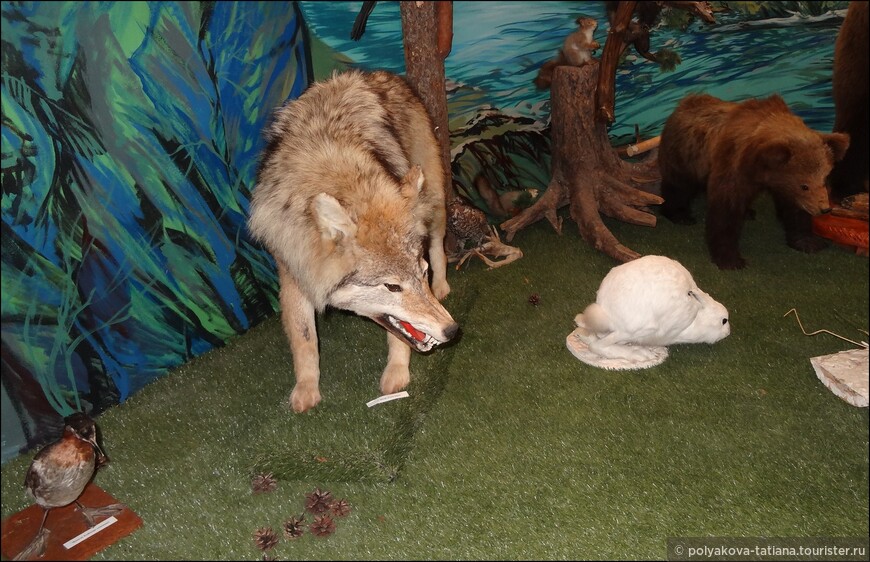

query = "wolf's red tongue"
[400, 320, 426, 342]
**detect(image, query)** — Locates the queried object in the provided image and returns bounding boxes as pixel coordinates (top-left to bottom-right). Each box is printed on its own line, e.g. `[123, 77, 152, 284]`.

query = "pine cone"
[252, 527, 280, 551]
[282, 515, 306, 540]
[251, 472, 278, 494]
[309, 514, 336, 537]
[330, 499, 351, 517]
[304, 487, 334, 514]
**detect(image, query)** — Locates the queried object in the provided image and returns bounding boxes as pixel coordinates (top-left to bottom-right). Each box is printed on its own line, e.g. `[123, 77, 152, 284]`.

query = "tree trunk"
[500, 63, 662, 263]
[400, 1, 455, 203]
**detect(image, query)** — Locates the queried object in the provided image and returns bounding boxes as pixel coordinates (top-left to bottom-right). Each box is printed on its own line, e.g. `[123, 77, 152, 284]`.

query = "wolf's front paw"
[380, 363, 410, 395]
[431, 278, 451, 301]
[290, 384, 321, 413]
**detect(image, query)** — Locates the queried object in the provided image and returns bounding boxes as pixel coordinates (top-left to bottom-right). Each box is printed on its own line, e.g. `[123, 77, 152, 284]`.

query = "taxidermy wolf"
[248, 69, 459, 413]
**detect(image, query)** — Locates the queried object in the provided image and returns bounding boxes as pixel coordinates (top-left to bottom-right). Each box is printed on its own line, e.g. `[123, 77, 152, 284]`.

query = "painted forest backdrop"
[1, 1, 849, 462]
[1, 1, 312, 462]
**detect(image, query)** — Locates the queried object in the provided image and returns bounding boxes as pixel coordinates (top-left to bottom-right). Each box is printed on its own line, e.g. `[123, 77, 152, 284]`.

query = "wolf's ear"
[400, 164, 425, 198]
[312, 193, 357, 242]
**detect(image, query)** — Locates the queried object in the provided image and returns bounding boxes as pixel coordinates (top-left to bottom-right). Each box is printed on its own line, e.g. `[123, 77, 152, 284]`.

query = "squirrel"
[534, 16, 600, 90]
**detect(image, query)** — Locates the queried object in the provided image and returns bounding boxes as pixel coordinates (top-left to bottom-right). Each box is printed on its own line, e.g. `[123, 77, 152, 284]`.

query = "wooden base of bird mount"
[1, 483, 142, 561]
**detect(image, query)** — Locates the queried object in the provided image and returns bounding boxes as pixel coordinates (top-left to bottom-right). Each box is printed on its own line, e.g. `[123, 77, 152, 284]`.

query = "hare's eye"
[722, 318, 728, 325]
[800, 184, 809, 191]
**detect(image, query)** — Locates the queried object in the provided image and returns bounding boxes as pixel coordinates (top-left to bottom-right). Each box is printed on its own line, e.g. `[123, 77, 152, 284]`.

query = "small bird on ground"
[446, 196, 523, 270]
[15, 412, 122, 560]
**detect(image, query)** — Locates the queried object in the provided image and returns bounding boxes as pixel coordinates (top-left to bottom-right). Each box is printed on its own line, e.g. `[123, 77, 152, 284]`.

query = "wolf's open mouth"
[380, 315, 442, 352]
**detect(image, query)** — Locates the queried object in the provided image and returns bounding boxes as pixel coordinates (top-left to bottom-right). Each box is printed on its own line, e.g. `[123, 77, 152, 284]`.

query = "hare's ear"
[688, 291, 702, 303]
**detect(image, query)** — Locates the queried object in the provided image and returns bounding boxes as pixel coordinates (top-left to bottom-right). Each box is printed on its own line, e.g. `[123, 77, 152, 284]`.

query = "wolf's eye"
[384, 283, 402, 293]
[800, 184, 809, 191]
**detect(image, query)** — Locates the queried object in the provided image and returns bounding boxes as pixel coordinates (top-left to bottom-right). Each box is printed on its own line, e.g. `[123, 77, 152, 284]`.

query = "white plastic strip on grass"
[366, 391, 409, 407]
[63, 515, 118, 549]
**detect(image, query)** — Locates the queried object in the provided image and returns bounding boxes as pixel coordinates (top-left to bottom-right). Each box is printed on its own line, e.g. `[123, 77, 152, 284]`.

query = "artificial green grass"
[250, 282, 480, 484]
[2, 198, 868, 560]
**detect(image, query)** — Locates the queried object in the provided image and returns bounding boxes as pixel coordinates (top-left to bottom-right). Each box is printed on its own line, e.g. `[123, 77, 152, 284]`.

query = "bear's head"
[750, 129, 850, 216]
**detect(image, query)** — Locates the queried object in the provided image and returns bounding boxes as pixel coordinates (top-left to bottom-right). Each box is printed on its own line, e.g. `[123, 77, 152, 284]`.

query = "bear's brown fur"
[658, 93, 849, 270]
[829, 1, 868, 200]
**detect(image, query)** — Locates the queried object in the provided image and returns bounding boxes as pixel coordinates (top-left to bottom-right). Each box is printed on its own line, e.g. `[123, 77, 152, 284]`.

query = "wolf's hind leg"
[279, 264, 322, 413]
[381, 333, 411, 394]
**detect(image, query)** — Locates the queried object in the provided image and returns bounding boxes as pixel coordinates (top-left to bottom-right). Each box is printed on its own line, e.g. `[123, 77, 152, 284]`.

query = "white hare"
[572, 255, 730, 366]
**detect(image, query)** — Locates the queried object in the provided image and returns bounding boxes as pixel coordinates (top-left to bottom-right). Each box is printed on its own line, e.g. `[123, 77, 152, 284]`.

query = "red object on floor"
[1, 483, 142, 561]
[812, 213, 869, 256]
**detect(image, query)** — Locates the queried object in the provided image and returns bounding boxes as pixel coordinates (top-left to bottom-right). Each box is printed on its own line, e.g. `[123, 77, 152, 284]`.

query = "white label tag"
[366, 391, 409, 407]
[63, 515, 119, 549]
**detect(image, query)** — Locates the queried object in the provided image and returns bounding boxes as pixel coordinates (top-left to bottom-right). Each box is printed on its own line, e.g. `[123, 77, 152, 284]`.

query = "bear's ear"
[820, 132, 850, 162]
[754, 141, 792, 169]
[765, 94, 790, 112]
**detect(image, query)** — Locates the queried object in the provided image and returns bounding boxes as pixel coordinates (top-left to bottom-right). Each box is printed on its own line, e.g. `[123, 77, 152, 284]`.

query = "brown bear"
[658, 93, 850, 270]
[829, 0, 868, 200]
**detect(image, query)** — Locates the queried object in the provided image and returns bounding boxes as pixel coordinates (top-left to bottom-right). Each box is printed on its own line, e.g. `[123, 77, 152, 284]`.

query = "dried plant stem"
[783, 308, 868, 348]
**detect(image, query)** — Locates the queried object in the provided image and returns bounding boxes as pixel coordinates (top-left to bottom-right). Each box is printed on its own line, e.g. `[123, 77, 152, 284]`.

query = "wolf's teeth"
[386, 315, 442, 349]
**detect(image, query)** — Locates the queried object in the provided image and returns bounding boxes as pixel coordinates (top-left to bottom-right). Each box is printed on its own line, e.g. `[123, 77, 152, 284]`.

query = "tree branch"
[596, 1, 637, 124]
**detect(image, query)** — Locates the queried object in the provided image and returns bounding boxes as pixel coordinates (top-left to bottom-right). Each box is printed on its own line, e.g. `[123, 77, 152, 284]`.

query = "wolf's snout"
[443, 322, 460, 342]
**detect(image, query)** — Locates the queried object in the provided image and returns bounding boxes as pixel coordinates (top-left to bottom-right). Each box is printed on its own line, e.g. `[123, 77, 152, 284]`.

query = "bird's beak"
[88, 435, 106, 458]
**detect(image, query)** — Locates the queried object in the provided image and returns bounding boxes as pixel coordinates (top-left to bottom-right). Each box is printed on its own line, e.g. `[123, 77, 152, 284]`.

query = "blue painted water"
[299, 1, 844, 139]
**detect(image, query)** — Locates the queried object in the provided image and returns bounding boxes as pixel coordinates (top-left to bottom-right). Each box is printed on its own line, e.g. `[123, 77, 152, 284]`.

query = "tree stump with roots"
[500, 63, 662, 263]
